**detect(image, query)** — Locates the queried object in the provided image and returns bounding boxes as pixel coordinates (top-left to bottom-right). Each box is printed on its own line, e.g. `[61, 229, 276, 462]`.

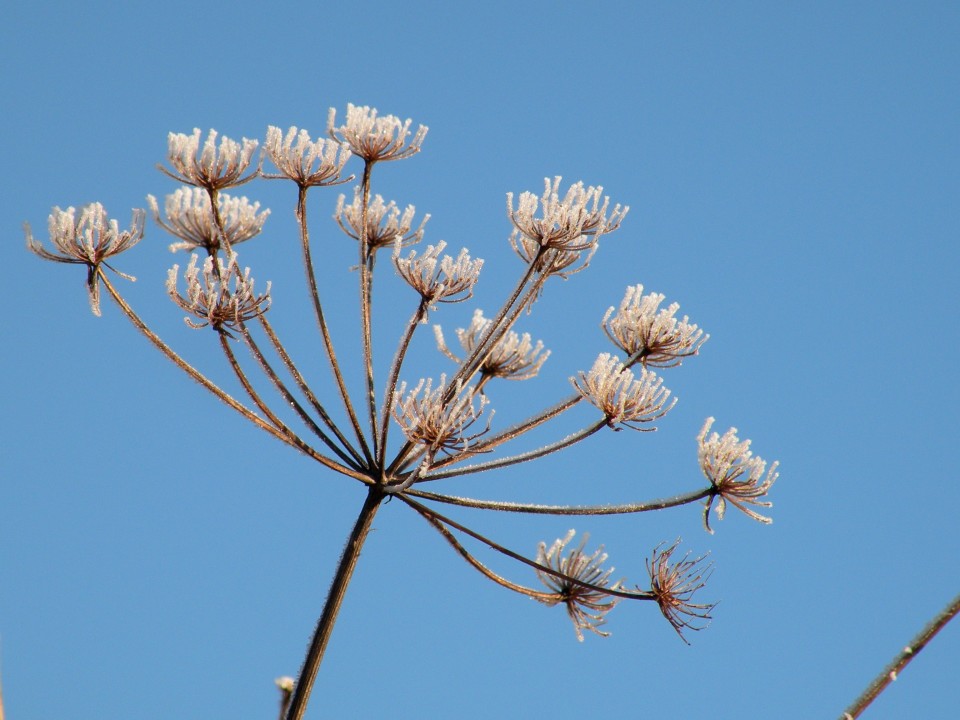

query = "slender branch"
[258, 315, 366, 467]
[839, 592, 960, 719]
[285, 487, 384, 720]
[419, 420, 608, 482]
[357, 161, 380, 459]
[219, 330, 289, 434]
[398, 495, 655, 602]
[239, 323, 363, 470]
[377, 300, 429, 475]
[406, 486, 714, 515]
[428, 392, 584, 471]
[295, 184, 373, 465]
[415, 506, 556, 601]
[102, 274, 371, 482]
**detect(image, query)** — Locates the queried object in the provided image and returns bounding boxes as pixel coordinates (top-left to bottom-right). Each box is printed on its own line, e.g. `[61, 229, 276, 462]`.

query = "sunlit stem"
[257, 315, 366, 467]
[419, 420, 608, 482]
[385, 252, 547, 478]
[239, 324, 363, 470]
[358, 161, 380, 461]
[284, 487, 384, 720]
[400, 495, 655, 602]
[839, 592, 960, 720]
[419, 509, 556, 601]
[295, 184, 373, 466]
[406, 486, 715, 515]
[100, 273, 371, 483]
[377, 299, 429, 478]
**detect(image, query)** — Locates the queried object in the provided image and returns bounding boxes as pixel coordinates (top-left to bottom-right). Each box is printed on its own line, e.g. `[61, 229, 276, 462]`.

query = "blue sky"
[3, 2, 958, 718]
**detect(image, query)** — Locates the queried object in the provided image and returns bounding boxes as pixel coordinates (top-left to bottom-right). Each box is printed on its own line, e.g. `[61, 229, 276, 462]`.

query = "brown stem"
[405, 486, 715, 515]
[285, 487, 384, 720]
[839, 591, 960, 719]
[296, 184, 373, 465]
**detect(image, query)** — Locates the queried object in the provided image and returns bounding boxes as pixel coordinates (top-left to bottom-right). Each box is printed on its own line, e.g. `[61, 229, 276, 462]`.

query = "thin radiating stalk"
[239, 324, 363, 470]
[418, 509, 556, 600]
[357, 162, 380, 459]
[285, 487, 384, 720]
[295, 185, 373, 465]
[406, 486, 714, 515]
[377, 300, 429, 475]
[839, 592, 960, 719]
[258, 315, 366, 467]
[415, 420, 608, 481]
[101, 273, 371, 482]
[399, 496, 655, 602]
[384, 257, 546, 479]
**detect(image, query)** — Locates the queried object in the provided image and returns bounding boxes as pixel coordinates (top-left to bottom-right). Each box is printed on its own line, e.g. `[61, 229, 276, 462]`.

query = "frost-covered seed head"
[327, 104, 427, 162]
[572, 353, 676, 430]
[26, 203, 144, 316]
[166, 253, 271, 331]
[434, 309, 550, 381]
[697, 418, 779, 532]
[602, 285, 708, 366]
[147, 188, 270, 253]
[263, 126, 353, 186]
[161, 129, 259, 190]
[535, 530, 623, 641]
[393, 241, 483, 312]
[335, 189, 429, 253]
[392, 375, 490, 455]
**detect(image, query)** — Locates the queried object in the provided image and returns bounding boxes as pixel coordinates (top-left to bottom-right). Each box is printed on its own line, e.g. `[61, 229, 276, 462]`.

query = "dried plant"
[27, 102, 783, 720]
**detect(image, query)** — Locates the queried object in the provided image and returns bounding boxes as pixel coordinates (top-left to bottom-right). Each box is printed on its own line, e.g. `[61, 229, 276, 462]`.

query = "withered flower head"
[263, 126, 353, 187]
[392, 375, 490, 456]
[160, 129, 259, 190]
[507, 177, 628, 277]
[602, 285, 708, 366]
[535, 530, 623, 641]
[147, 188, 270, 253]
[327, 104, 428, 163]
[393, 241, 483, 312]
[166, 253, 271, 331]
[572, 353, 676, 430]
[26, 203, 144, 316]
[646, 539, 715, 643]
[335, 189, 429, 254]
[434, 309, 550, 381]
[697, 418, 779, 533]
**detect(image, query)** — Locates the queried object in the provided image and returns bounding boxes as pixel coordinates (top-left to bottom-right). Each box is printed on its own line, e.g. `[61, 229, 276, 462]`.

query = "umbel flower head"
[327, 104, 428, 163]
[393, 241, 483, 312]
[263, 125, 353, 187]
[434, 309, 550, 381]
[508, 177, 629, 277]
[646, 540, 715, 643]
[572, 353, 676, 430]
[147, 188, 270, 253]
[602, 285, 708, 366]
[160, 128, 260, 191]
[26, 203, 144, 316]
[535, 530, 624, 641]
[392, 375, 490, 456]
[335, 189, 429, 255]
[166, 253, 271, 331]
[697, 418, 778, 533]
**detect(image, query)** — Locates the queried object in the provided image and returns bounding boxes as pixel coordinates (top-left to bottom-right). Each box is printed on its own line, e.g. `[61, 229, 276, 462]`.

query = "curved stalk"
[102, 274, 370, 483]
[295, 185, 373, 465]
[406, 486, 714, 515]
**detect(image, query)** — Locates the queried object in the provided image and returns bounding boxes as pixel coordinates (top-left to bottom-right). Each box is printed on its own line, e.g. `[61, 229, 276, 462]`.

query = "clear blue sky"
[3, 2, 958, 718]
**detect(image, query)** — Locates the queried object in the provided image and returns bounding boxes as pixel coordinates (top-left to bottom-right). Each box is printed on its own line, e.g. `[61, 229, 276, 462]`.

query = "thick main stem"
[285, 487, 384, 720]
